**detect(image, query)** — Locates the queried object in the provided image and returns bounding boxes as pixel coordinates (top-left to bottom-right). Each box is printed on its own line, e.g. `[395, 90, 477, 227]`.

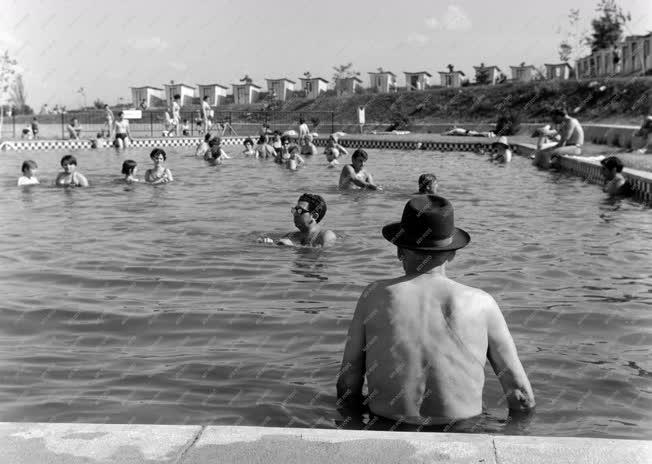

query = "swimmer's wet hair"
[244, 137, 254, 147]
[258, 134, 268, 144]
[352, 149, 368, 161]
[204, 133, 212, 142]
[289, 145, 300, 154]
[150, 148, 167, 160]
[174, 94, 181, 99]
[208, 136, 221, 147]
[299, 193, 327, 223]
[550, 108, 566, 118]
[418, 173, 438, 193]
[60, 155, 77, 166]
[601, 156, 624, 172]
[121, 159, 137, 175]
[21, 160, 37, 172]
[281, 135, 291, 144]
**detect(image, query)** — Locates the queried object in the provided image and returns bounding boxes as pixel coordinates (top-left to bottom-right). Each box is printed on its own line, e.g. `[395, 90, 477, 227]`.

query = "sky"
[2, 0, 651, 109]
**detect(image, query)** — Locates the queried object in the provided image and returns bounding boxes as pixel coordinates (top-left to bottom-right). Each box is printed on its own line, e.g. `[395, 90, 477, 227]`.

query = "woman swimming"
[145, 148, 173, 184]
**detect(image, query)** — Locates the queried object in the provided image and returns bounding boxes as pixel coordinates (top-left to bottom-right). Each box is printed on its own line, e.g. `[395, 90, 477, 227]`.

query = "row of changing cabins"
[130, 64, 572, 108]
[132, 32, 652, 107]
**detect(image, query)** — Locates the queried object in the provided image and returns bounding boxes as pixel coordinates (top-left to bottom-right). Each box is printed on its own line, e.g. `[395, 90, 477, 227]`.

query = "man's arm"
[336, 293, 367, 410]
[486, 296, 535, 414]
[557, 120, 573, 147]
[340, 165, 370, 189]
[320, 230, 337, 248]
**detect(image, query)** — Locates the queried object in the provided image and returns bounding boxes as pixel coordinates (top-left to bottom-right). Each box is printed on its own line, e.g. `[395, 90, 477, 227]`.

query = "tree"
[447, 64, 454, 73]
[557, 9, 586, 63]
[476, 63, 490, 85]
[240, 74, 252, 84]
[588, 0, 630, 51]
[0, 51, 21, 139]
[93, 98, 107, 109]
[333, 63, 361, 95]
[10, 74, 33, 114]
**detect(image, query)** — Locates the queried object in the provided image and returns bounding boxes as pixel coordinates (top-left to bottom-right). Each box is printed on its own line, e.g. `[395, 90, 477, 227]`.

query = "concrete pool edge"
[0, 422, 650, 464]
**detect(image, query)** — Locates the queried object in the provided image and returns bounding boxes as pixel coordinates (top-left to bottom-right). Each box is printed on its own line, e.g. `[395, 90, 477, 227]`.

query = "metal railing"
[1, 109, 338, 140]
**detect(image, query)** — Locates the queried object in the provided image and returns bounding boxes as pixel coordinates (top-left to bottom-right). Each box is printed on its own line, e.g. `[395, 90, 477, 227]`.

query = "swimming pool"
[0, 147, 650, 439]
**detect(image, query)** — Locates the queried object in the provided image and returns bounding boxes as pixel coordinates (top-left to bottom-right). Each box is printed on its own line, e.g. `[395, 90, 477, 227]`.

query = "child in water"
[18, 160, 39, 186]
[196, 133, 211, 157]
[121, 159, 139, 182]
[55, 155, 89, 187]
[324, 134, 348, 166]
[207, 137, 231, 164]
[242, 138, 256, 156]
[286, 145, 305, 170]
[145, 148, 173, 184]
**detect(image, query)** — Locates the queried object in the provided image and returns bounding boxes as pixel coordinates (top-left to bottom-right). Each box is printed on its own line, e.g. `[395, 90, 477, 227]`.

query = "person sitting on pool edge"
[338, 148, 382, 190]
[55, 155, 89, 187]
[145, 148, 173, 184]
[336, 195, 535, 430]
[601, 156, 632, 197]
[259, 193, 336, 248]
[532, 107, 584, 169]
[417, 173, 437, 194]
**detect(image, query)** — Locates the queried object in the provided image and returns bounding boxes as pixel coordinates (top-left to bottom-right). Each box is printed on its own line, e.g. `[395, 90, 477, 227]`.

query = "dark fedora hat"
[382, 195, 470, 252]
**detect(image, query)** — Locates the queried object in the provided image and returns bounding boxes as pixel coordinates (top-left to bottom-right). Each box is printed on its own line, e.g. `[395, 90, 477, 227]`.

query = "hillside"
[273, 78, 652, 127]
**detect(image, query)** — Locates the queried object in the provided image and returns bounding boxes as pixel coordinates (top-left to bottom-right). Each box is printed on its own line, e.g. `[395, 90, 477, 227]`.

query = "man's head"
[203, 95, 209, 101]
[280, 135, 291, 146]
[550, 108, 567, 124]
[418, 173, 438, 194]
[351, 148, 368, 170]
[601, 155, 624, 179]
[174, 94, 181, 101]
[382, 195, 470, 273]
[299, 117, 305, 124]
[292, 193, 327, 230]
[244, 137, 254, 148]
[208, 136, 222, 147]
[204, 133, 212, 142]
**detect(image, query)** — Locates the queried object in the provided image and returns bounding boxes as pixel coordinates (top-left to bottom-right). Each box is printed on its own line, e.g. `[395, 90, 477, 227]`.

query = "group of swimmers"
[16, 149, 173, 187]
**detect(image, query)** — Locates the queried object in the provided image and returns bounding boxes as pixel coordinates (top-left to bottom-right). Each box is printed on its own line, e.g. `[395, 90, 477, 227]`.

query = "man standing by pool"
[201, 96, 212, 134]
[337, 195, 535, 428]
[171, 94, 182, 137]
[533, 108, 584, 169]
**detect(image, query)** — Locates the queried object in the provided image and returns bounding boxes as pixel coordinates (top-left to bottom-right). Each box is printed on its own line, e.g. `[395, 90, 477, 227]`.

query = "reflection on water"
[1, 147, 651, 439]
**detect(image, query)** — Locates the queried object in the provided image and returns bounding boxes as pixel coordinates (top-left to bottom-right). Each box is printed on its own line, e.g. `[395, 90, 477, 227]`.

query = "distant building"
[510, 64, 537, 82]
[368, 71, 397, 93]
[544, 63, 573, 80]
[620, 33, 652, 75]
[473, 64, 502, 85]
[576, 47, 620, 78]
[231, 82, 261, 104]
[197, 84, 228, 106]
[265, 78, 296, 101]
[130, 86, 164, 108]
[438, 70, 465, 88]
[299, 77, 329, 99]
[334, 76, 363, 95]
[163, 83, 196, 107]
[404, 71, 431, 91]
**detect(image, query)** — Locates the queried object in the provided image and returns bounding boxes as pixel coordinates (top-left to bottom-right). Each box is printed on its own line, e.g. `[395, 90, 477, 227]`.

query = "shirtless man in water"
[337, 195, 534, 429]
[262, 193, 336, 248]
[338, 149, 381, 190]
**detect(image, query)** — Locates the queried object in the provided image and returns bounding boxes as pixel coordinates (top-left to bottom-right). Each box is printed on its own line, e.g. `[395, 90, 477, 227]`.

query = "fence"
[1, 110, 338, 140]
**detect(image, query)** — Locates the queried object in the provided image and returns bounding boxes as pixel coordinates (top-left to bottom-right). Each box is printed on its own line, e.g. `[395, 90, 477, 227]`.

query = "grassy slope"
[279, 77, 652, 126]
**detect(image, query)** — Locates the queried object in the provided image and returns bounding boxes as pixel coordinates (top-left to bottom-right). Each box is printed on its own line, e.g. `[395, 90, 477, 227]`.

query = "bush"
[495, 111, 522, 136]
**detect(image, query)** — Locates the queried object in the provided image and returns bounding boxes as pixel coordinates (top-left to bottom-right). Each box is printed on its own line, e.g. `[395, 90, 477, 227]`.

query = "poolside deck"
[1, 422, 650, 463]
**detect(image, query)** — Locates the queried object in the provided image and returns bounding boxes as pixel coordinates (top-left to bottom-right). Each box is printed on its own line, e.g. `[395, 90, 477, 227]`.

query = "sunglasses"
[291, 206, 311, 215]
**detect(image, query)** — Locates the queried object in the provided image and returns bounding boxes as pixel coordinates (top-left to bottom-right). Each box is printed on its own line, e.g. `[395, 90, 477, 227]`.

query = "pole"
[12, 113, 16, 138]
[331, 111, 334, 134]
[150, 111, 153, 137]
[61, 112, 65, 139]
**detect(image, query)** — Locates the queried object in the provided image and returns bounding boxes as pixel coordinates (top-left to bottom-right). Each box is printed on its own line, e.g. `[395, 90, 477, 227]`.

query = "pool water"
[0, 147, 650, 439]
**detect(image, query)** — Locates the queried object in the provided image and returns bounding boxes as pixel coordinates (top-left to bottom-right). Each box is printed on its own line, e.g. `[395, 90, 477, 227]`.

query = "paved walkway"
[1, 423, 650, 464]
